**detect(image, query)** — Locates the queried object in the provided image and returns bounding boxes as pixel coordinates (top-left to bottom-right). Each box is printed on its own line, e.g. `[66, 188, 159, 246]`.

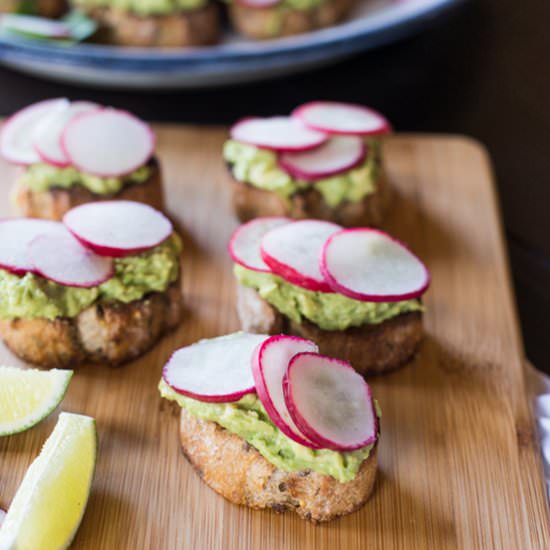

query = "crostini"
[227, 0, 357, 40]
[229, 217, 430, 376]
[1, 99, 164, 220]
[160, 332, 380, 522]
[224, 101, 392, 227]
[69, 0, 219, 47]
[0, 201, 182, 368]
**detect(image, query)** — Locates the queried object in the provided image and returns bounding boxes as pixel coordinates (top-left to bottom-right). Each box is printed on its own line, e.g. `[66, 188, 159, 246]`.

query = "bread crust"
[0, 283, 182, 368]
[12, 158, 165, 221]
[179, 407, 377, 522]
[0, 0, 66, 17]
[82, 2, 220, 47]
[229, 0, 357, 39]
[230, 168, 391, 227]
[237, 285, 423, 376]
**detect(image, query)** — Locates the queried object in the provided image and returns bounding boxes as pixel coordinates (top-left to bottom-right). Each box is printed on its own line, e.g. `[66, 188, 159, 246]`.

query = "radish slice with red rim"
[279, 136, 367, 181]
[283, 352, 378, 451]
[252, 335, 320, 448]
[63, 201, 172, 258]
[293, 101, 391, 137]
[163, 333, 269, 403]
[261, 219, 341, 292]
[33, 101, 101, 168]
[61, 108, 155, 177]
[0, 98, 69, 165]
[229, 217, 292, 273]
[29, 229, 114, 288]
[321, 228, 430, 302]
[0, 219, 65, 276]
[230, 117, 328, 153]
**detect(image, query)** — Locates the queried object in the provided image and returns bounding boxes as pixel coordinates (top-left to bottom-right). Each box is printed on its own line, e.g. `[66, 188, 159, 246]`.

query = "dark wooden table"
[1, 0, 548, 371]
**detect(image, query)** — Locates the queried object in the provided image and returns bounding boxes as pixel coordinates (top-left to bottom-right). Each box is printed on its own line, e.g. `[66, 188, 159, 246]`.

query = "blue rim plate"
[0, 0, 464, 88]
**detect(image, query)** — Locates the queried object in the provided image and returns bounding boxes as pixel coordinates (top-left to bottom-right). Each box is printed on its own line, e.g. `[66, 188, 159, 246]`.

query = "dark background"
[1, 0, 548, 371]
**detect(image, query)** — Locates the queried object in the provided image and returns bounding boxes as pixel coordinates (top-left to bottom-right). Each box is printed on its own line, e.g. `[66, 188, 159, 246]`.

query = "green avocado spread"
[70, 0, 207, 16]
[0, 233, 182, 321]
[223, 139, 380, 209]
[235, 265, 423, 331]
[159, 378, 379, 483]
[19, 163, 152, 196]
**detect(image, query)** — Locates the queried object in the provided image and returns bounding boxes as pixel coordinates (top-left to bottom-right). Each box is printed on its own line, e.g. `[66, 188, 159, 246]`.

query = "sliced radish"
[0, 98, 69, 165]
[63, 201, 172, 258]
[252, 335, 320, 448]
[163, 333, 269, 403]
[0, 219, 65, 276]
[293, 101, 391, 137]
[0, 14, 71, 39]
[321, 228, 430, 302]
[284, 353, 377, 451]
[33, 101, 101, 168]
[279, 136, 367, 181]
[229, 217, 292, 273]
[236, 0, 280, 6]
[230, 117, 328, 153]
[261, 220, 341, 292]
[61, 109, 155, 177]
[28, 228, 113, 288]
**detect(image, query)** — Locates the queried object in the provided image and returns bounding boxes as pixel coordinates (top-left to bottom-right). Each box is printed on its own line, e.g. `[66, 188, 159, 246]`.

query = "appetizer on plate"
[224, 101, 392, 227]
[229, 218, 430, 375]
[227, 0, 357, 40]
[0, 0, 66, 18]
[0, 201, 182, 368]
[68, 0, 219, 47]
[160, 332, 380, 522]
[1, 99, 164, 220]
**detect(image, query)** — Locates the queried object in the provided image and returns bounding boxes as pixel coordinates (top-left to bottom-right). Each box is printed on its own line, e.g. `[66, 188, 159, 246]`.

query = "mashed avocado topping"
[159, 379, 379, 483]
[223, 139, 379, 209]
[19, 163, 152, 196]
[235, 264, 423, 331]
[0, 233, 182, 321]
[71, 0, 207, 16]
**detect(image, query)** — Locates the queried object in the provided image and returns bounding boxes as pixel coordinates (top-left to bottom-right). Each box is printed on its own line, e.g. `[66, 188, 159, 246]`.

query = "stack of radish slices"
[163, 333, 378, 451]
[230, 217, 430, 302]
[0, 201, 172, 288]
[0, 99, 154, 177]
[230, 101, 391, 182]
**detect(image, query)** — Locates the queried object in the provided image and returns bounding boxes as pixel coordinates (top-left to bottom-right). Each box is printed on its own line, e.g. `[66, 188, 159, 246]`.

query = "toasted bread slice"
[231, 168, 391, 227]
[81, 2, 220, 47]
[12, 158, 165, 221]
[228, 0, 357, 39]
[237, 285, 423, 376]
[179, 407, 377, 522]
[0, 283, 182, 368]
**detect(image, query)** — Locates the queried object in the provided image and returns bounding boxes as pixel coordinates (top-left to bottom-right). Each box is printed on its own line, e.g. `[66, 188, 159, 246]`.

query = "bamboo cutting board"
[0, 128, 549, 549]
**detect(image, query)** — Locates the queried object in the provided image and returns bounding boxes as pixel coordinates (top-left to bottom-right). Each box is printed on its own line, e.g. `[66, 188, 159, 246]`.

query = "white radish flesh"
[279, 136, 366, 181]
[0, 14, 71, 39]
[261, 219, 341, 292]
[61, 109, 155, 177]
[0, 98, 69, 165]
[163, 333, 269, 403]
[293, 101, 391, 137]
[0, 508, 5, 527]
[230, 117, 328, 152]
[284, 352, 378, 451]
[252, 335, 319, 448]
[63, 201, 172, 257]
[321, 228, 430, 302]
[229, 217, 292, 273]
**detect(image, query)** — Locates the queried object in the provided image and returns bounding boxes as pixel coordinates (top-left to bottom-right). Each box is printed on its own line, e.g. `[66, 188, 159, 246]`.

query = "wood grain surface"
[0, 127, 548, 549]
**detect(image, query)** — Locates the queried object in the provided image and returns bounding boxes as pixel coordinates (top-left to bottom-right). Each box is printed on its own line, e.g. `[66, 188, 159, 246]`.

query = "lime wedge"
[0, 412, 97, 550]
[0, 366, 73, 436]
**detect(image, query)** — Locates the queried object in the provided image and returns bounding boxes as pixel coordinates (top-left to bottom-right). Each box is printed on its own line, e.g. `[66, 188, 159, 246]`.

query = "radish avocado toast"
[1, 99, 164, 220]
[229, 217, 430, 375]
[0, 201, 182, 368]
[224, 101, 392, 227]
[160, 332, 380, 522]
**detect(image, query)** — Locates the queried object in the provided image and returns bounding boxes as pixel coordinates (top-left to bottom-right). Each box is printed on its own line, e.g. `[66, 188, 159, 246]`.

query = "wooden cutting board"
[0, 128, 549, 549]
